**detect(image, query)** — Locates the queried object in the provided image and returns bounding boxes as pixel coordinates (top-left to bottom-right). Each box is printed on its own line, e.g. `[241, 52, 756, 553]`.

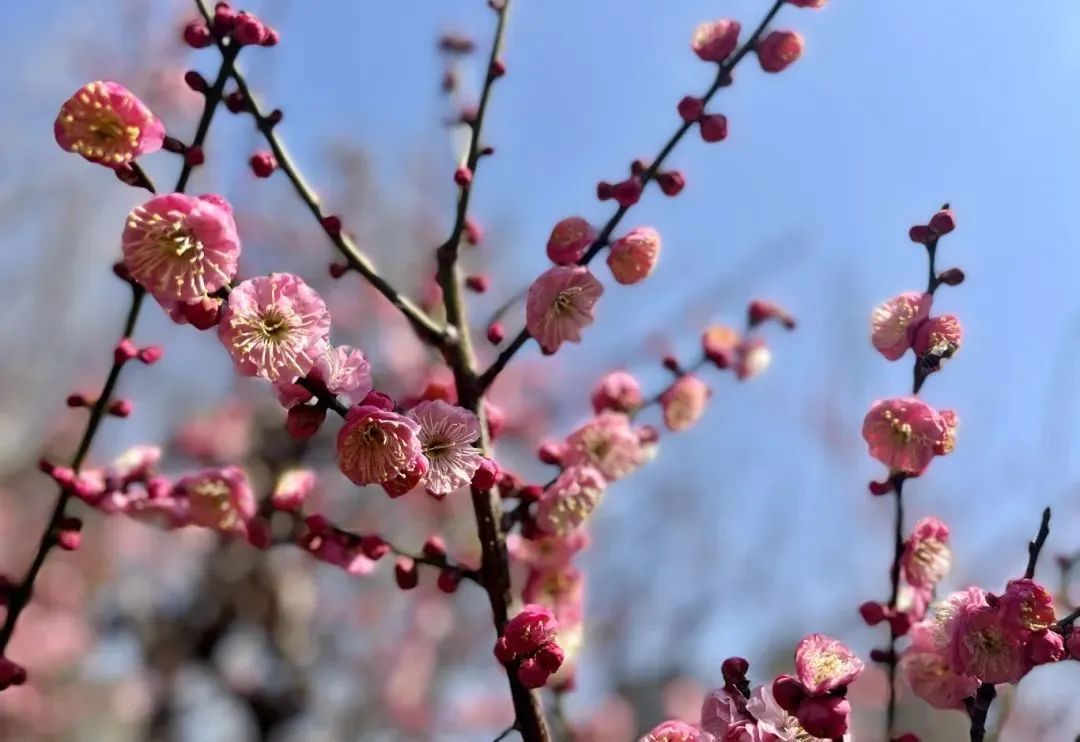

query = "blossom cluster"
[642, 633, 863, 741]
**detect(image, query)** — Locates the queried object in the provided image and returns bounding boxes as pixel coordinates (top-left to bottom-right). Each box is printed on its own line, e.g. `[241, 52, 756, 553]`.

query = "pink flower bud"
[108, 399, 133, 418]
[213, 3, 238, 34]
[246, 519, 272, 549]
[183, 21, 214, 48]
[382, 455, 428, 498]
[271, 469, 315, 511]
[535, 640, 565, 672]
[721, 656, 750, 684]
[466, 274, 489, 293]
[176, 296, 223, 329]
[735, 339, 772, 381]
[788, 0, 827, 6]
[286, 405, 326, 440]
[360, 535, 390, 561]
[691, 19, 741, 62]
[748, 299, 797, 329]
[608, 227, 661, 285]
[0, 657, 27, 690]
[859, 601, 887, 625]
[796, 696, 851, 739]
[494, 636, 515, 664]
[1066, 631, 1080, 660]
[184, 70, 208, 93]
[502, 604, 559, 655]
[702, 325, 739, 368]
[699, 114, 729, 143]
[114, 338, 138, 364]
[454, 166, 473, 186]
[57, 516, 83, 551]
[547, 217, 596, 265]
[519, 484, 543, 502]
[137, 345, 163, 364]
[611, 178, 643, 208]
[660, 375, 710, 432]
[249, 151, 277, 178]
[929, 208, 956, 235]
[517, 656, 551, 689]
[423, 535, 446, 559]
[472, 458, 500, 490]
[395, 557, 419, 590]
[677, 95, 705, 123]
[437, 569, 462, 593]
[224, 91, 247, 113]
[909, 224, 934, 244]
[938, 267, 965, 286]
[657, 171, 686, 196]
[869, 479, 894, 496]
[261, 28, 280, 47]
[537, 441, 565, 466]
[1027, 629, 1066, 665]
[596, 181, 613, 201]
[591, 371, 644, 414]
[66, 392, 91, 408]
[888, 611, 913, 637]
[771, 675, 807, 714]
[184, 146, 205, 167]
[233, 12, 267, 45]
[321, 215, 343, 237]
[756, 30, 804, 73]
[465, 218, 484, 245]
[359, 390, 395, 411]
[486, 323, 504, 345]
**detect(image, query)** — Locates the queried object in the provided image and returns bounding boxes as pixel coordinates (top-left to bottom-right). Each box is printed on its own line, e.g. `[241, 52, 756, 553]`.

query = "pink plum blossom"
[407, 400, 482, 497]
[862, 397, 957, 475]
[756, 31, 804, 73]
[274, 344, 372, 408]
[901, 517, 951, 589]
[913, 314, 963, 358]
[523, 564, 584, 626]
[122, 193, 240, 306]
[271, 469, 316, 512]
[997, 579, 1056, 640]
[536, 466, 607, 536]
[641, 720, 713, 742]
[547, 217, 596, 265]
[735, 339, 772, 381]
[691, 20, 740, 63]
[562, 411, 645, 481]
[55, 81, 165, 167]
[870, 292, 931, 361]
[336, 405, 423, 486]
[173, 465, 256, 537]
[660, 375, 711, 432]
[508, 530, 589, 569]
[794, 634, 864, 695]
[900, 644, 979, 710]
[946, 600, 1027, 684]
[699, 688, 750, 738]
[608, 227, 661, 285]
[591, 370, 644, 414]
[526, 265, 603, 353]
[500, 604, 559, 657]
[218, 273, 331, 382]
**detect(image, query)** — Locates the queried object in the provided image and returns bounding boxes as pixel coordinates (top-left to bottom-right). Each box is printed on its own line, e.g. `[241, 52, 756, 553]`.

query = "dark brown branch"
[1024, 507, 1052, 579]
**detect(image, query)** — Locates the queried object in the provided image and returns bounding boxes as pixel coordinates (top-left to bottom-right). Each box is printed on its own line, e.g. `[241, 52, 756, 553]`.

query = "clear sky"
[3, 0, 1080, 735]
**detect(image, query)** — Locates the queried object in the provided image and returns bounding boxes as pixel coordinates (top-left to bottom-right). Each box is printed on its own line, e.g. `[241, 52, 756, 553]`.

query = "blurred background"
[1, 0, 1079, 739]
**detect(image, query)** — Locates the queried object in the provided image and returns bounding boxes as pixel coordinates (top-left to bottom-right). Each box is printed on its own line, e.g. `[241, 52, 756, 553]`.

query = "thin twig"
[477, 0, 787, 393]
[1024, 507, 1052, 580]
[0, 46, 239, 654]
[193, 0, 452, 350]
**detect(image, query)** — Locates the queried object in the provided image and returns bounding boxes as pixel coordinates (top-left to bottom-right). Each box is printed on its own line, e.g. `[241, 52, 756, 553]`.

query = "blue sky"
[4, 0, 1080, 734]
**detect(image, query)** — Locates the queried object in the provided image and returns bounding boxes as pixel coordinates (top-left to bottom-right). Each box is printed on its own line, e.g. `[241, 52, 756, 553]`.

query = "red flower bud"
[184, 70, 208, 93]
[859, 601, 887, 626]
[286, 405, 326, 440]
[908, 224, 935, 245]
[454, 166, 473, 186]
[249, 151, 277, 178]
[437, 569, 462, 593]
[657, 171, 686, 197]
[395, 557, 419, 590]
[321, 215, 343, 237]
[611, 178, 643, 208]
[422, 535, 446, 559]
[517, 656, 551, 689]
[486, 323, 504, 345]
[699, 114, 729, 143]
[108, 399, 133, 418]
[184, 146, 205, 167]
[929, 208, 956, 236]
[465, 274, 489, 293]
[472, 458, 500, 490]
[771, 675, 807, 714]
[677, 96, 705, 122]
[183, 21, 213, 49]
